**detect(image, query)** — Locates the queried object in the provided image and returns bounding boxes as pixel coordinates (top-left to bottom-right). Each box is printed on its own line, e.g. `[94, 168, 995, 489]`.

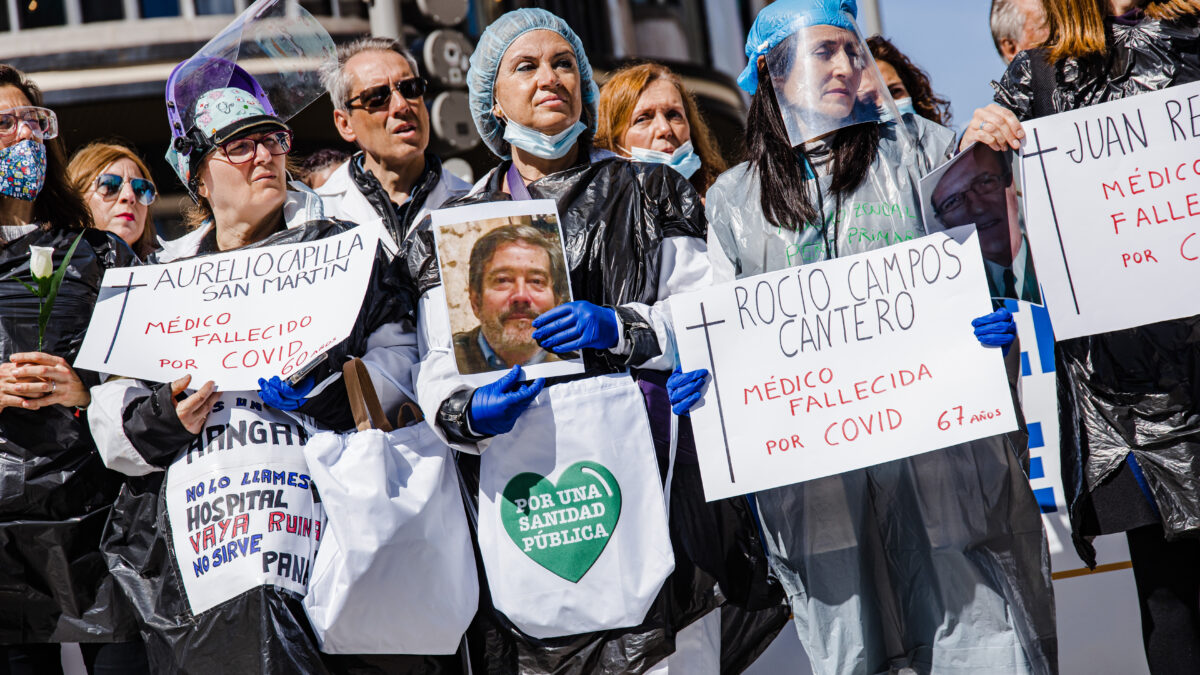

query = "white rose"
[29, 246, 54, 280]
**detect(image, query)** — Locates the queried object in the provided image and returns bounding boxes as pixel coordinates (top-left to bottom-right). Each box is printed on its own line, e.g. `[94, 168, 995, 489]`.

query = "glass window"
[141, 0, 181, 18]
[83, 3, 124, 22]
[19, 0, 66, 29]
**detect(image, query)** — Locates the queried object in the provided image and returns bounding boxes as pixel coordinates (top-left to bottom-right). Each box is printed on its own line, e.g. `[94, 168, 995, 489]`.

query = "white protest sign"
[76, 226, 379, 390]
[672, 229, 1017, 501]
[166, 392, 323, 614]
[1020, 80, 1200, 340]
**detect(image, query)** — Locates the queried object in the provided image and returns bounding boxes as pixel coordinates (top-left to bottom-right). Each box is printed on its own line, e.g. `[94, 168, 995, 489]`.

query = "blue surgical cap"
[737, 0, 859, 94]
[467, 8, 599, 159]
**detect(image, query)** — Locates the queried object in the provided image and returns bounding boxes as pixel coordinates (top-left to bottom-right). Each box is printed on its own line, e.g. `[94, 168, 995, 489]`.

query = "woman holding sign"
[0, 65, 149, 674]
[965, 0, 1200, 670]
[405, 7, 786, 674]
[670, 1, 1059, 673]
[84, 6, 435, 673]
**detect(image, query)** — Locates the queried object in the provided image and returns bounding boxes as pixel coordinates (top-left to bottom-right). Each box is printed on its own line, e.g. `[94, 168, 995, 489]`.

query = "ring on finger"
[51, 381, 56, 394]
[979, 121, 988, 131]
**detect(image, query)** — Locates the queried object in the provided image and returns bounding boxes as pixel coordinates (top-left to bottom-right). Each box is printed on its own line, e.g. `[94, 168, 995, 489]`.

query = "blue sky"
[878, 0, 1008, 134]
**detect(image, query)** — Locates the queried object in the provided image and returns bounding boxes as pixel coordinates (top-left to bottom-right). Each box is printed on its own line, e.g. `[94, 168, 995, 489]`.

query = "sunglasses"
[0, 106, 58, 140]
[217, 130, 293, 164]
[344, 77, 428, 110]
[94, 173, 157, 205]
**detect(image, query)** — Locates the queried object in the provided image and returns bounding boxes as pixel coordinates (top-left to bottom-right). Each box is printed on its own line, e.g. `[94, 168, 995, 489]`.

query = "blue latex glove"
[972, 308, 1016, 356]
[667, 368, 709, 416]
[468, 365, 546, 436]
[531, 301, 619, 353]
[258, 375, 315, 411]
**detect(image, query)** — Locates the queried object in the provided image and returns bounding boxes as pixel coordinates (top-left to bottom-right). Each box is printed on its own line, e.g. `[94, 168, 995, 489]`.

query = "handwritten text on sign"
[1020, 80, 1200, 339]
[75, 226, 379, 390]
[672, 230, 1017, 501]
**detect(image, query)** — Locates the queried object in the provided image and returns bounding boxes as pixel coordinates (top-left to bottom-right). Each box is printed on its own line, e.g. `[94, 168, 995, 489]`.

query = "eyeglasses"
[344, 77, 428, 110]
[0, 106, 58, 140]
[94, 173, 157, 205]
[933, 173, 1007, 217]
[217, 130, 293, 164]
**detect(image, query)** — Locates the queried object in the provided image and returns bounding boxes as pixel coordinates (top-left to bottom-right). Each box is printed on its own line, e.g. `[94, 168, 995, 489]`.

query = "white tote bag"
[476, 372, 675, 639]
[302, 359, 478, 654]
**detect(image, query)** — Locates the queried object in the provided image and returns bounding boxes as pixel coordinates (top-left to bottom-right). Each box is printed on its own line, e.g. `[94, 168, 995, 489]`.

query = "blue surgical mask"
[502, 114, 587, 160]
[628, 141, 703, 179]
[0, 139, 47, 202]
[895, 97, 917, 117]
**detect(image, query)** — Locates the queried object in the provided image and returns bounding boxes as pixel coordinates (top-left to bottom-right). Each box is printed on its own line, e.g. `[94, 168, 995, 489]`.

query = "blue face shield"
[628, 140, 703, 179]
[501, 116, 588, 160]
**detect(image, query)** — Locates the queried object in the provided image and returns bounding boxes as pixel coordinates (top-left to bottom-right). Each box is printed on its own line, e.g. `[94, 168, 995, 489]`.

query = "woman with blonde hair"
[963, 0, 1200, 670]
[68, 142, 158, 258]
[595, 62, 727, 196]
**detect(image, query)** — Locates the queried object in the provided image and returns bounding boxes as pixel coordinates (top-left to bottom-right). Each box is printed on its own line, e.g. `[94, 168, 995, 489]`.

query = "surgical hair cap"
[737, 0, 859, 94]
[467, 7, 599, 158]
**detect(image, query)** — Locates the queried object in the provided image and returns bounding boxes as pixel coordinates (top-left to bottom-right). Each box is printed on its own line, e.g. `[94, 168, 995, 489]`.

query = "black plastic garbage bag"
[0, 227, 140, 645]
[994, 12, 1200, 565]
[97, 219, 434, 674]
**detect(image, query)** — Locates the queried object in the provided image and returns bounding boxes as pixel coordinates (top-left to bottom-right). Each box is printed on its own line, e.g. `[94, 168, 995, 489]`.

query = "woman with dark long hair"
[0, 64, 148, 675]
[964, 0, 1200, 670]
[669, 1, 1058, 673]
[865, 35, 952, 126]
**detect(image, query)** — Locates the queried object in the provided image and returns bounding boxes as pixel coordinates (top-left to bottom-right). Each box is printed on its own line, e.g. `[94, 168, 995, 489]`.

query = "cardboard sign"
[76, 226, 379, 390]
[166, 393, 323, 614]
[1020, 80, 1200, 340]
[430, 199, 584, 386]
[672, 229, 1017, 501]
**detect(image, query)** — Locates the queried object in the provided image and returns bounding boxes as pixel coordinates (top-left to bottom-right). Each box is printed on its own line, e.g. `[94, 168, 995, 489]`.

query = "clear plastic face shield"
[166, 0, 334, 142]
[766, 15, 903, 147]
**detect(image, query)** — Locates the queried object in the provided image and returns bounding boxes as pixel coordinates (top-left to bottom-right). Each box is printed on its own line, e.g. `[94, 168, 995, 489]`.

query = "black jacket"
[0, 227, 140, 644]
[995, 12, 1200, 564]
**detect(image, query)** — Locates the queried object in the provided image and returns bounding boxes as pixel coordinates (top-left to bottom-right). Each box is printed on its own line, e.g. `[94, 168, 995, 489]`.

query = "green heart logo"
[501, 461, 622, 583]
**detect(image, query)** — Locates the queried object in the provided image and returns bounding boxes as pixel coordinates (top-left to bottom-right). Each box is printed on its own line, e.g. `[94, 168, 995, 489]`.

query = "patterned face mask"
[0, 140, 47, 202]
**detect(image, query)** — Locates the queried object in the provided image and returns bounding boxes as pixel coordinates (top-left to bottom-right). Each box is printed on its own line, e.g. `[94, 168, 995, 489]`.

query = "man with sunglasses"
[317, 36, 469, 259]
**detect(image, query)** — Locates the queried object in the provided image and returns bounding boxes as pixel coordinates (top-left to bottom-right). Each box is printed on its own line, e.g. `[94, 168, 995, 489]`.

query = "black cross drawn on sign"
[104, 271, 147, 363]
[685, 302, 736, 483]
[1023, 127, 1081, 314]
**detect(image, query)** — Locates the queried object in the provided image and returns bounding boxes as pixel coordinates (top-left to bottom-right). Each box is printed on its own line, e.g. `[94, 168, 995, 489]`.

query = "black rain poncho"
[706, 117, 1058, 675]
[404, 153, 789, 674]
[93, 215, 452, 674]
[994, 12, 1200, 565]
[0, 226, 140, 645]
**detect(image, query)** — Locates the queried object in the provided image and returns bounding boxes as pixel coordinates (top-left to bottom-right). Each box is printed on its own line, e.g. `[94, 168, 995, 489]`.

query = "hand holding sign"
[172, 375, 220, 434]
[672, 229, 1018, 501]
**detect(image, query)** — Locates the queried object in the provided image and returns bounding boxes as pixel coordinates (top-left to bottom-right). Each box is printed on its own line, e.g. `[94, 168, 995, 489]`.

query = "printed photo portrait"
[432, 199, 585, 386]
[921, 143, 1042, 304]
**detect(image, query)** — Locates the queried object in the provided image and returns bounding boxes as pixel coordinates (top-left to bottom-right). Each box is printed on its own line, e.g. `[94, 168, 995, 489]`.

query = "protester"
[67, 141, 159, 259]
[865, 35, 951, 126]
[298, 147, 348, 189]
[990, 0, 1051, 64]
[594, 62, 728, 197]
[0, 65, 148, 675]
[317, 37, 469, 258]
[965, 0, 1200, 669]
[86, 53, 428, 672]
[671, 1, 1059, 673]
[404, 8, 786, 673]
